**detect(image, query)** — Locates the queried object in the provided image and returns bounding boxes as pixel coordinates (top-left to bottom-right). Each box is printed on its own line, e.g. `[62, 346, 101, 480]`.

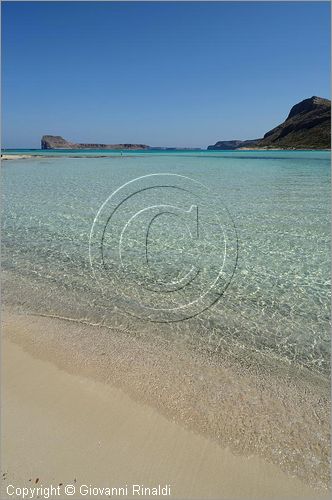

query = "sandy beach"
[1, 155, 38, 160]
[1, 310, 329, 500]
[1, 154, 114, 160]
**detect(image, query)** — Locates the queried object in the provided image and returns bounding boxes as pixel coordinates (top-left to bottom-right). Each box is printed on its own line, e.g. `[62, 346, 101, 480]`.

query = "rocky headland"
[208, 96, 331, 150]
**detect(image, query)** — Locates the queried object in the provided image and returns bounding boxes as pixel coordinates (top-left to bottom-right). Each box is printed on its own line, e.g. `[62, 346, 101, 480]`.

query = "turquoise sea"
[2, 149, 331, 488]
[2, 149, 331, 374]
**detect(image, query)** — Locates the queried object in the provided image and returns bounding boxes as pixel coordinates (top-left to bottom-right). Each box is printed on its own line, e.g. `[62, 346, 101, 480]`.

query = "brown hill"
[256, 96, 330, 149]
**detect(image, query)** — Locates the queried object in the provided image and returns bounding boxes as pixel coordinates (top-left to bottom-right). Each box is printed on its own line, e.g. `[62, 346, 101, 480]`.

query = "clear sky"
[2, 1, 330, 148]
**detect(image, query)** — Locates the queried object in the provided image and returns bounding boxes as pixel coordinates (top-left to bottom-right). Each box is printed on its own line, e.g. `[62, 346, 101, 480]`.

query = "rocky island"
[208, 96, 331, 150]
[41, 135, 149, 150]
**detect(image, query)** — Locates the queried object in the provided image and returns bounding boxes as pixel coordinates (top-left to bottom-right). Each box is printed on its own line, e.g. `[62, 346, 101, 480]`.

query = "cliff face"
[41, 135, 149, 150]
[208, 96, 331, 150]
[256, 96, 330, 149]
[41, 136, 76, 149]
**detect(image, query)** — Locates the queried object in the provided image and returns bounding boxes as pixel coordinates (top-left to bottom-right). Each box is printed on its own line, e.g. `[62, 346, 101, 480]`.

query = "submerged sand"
[1, 309, 330, 499]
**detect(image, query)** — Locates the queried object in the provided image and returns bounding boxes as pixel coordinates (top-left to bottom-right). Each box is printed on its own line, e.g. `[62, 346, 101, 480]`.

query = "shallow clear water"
[2, 150, 331, 375]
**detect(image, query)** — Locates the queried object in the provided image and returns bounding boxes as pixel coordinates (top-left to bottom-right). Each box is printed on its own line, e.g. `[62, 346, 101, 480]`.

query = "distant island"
[208, 96, 331, 150]
[41, 136, 150, 150]
[40, 136, 203, 151]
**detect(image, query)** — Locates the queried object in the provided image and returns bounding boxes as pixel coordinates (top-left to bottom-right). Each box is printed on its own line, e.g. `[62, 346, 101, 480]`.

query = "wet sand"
[1, 310, 329, 499]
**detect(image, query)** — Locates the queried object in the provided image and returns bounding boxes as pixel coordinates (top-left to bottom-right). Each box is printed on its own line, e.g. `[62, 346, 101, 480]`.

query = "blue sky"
[2, 1, 330, 148]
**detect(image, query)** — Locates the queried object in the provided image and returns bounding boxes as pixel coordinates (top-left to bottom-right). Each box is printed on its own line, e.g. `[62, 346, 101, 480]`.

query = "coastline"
[1, 148, 331, 161]
[1, 308, 330, 498]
